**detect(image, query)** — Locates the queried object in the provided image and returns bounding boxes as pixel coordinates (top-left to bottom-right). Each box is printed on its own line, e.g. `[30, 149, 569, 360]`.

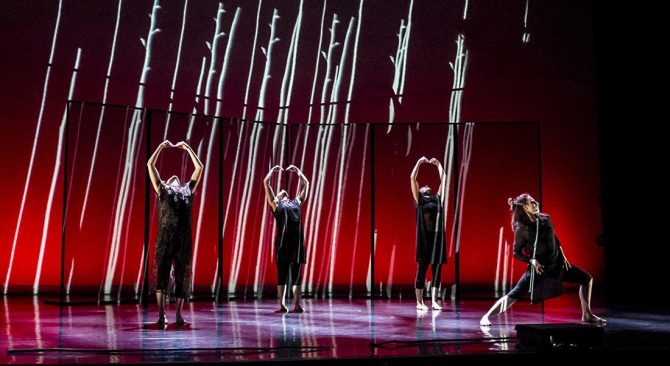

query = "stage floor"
[2, 294, 669, 365]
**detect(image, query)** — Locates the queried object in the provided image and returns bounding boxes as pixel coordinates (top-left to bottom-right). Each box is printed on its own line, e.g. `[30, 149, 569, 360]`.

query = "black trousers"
[277, 262, 303, 286]
[415, 262, 442, 289]
[155, 234, 192, 298]
[507, 264, 592, 300]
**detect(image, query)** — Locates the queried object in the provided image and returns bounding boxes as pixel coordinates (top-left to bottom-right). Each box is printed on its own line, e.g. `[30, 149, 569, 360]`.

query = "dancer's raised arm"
[147, 140, 172, 195]
[429, 158, 446, 204]
[263, 165, 283, 211]
[410, 156, 429, 203]
[286, 165, 309, 203]
[175, 141, 203, 192]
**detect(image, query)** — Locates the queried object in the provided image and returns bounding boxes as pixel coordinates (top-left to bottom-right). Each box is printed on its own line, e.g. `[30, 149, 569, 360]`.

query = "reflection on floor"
[1, 295, 669, 364]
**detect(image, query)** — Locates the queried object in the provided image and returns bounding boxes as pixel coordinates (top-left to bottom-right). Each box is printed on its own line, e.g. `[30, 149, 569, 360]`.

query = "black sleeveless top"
[157, 180, 195, 247]
[513, 213, 564, 276]
[415, 194, 447, 264]
[273, 199, 306, 264]
[152, 180, 195, 296]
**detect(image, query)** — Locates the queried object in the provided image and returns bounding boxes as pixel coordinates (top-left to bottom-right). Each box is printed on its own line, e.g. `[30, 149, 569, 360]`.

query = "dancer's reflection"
[415, 307, 443, 356]
[274, 312, 306, 360]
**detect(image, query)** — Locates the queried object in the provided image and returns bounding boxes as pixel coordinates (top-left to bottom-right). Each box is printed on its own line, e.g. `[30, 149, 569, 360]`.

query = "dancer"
[147, 140, 203, 325]
[480, 193, 606, 326]
[410, 156, 447, 310]
[263, 165, 309, 313]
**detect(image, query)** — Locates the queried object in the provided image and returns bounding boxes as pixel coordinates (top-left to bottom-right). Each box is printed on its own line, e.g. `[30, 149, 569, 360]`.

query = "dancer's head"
[419, 185, 433, 198]
[166, 175, 181, 187]
[508, 193, 539, 227]
[277, 190, 289, 201]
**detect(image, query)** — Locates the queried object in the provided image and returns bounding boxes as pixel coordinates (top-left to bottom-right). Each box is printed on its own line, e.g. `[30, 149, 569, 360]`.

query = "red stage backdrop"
[0, 0, 602, 297]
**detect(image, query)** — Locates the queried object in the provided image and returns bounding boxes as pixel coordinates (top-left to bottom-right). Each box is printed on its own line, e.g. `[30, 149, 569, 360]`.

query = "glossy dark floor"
[2, 294, 669, 365]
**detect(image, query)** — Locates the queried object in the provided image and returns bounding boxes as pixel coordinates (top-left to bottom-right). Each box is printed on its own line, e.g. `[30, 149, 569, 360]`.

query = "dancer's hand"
[271, 165, 283, 172]
[160, 140, 173, 148]
[530, 259, 544, 275]
[429, 158, 440, 166]
[175, 141, 189, 150]
[418, 156, 430, 164]
[286, 165, 298, 172]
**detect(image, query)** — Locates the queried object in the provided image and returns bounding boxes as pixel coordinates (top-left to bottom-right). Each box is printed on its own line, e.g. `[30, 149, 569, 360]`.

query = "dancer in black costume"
[480, 193, 606, 326]
[263, 165, 309, 313]
[147, 140, 203, 325]
[410, 157, 447, 311]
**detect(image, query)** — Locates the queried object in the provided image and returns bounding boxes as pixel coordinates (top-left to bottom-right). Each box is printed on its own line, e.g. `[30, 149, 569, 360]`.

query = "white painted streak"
[134, 245, 144, 294]
[366, 230, 377, 293]
[34, 48, 82, 294]
[104, 0, 161, 293]
[66, 258, 74, 294]
[398, 0, 414, 104]
[344, 0, 363, 124]
[230, 9, 279, 293]
[195, 56, 207, 104]
[164, 0, 189, 138]
[242, 0, 263, 120]
[215, 7, 241, 118]
[191, 119, 219, 292]
[5, 0, 63, 294]
[348, 124, 368, 296]
[204, 3, 226, 116]
[386, 245, 396, 297]
[80, 0, 123, 229]
[494, 226, 503, 292]
[305, 13, 339, 292]
[502, 235, 509, 293]
[327, 17, 355, 292]
[193, 7, 239, 292]
[307, 0, 328, 125]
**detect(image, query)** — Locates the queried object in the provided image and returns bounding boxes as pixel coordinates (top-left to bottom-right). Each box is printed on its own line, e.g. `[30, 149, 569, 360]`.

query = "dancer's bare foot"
[582, 313, 606, 324]
[175, 315, 187, 326]
[416, 303, 428, 310]
[480, 316, 491, 326]
[292, 304, 304, 313]
[432, 302, 442, 310]
[156, 314, 168, 326]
